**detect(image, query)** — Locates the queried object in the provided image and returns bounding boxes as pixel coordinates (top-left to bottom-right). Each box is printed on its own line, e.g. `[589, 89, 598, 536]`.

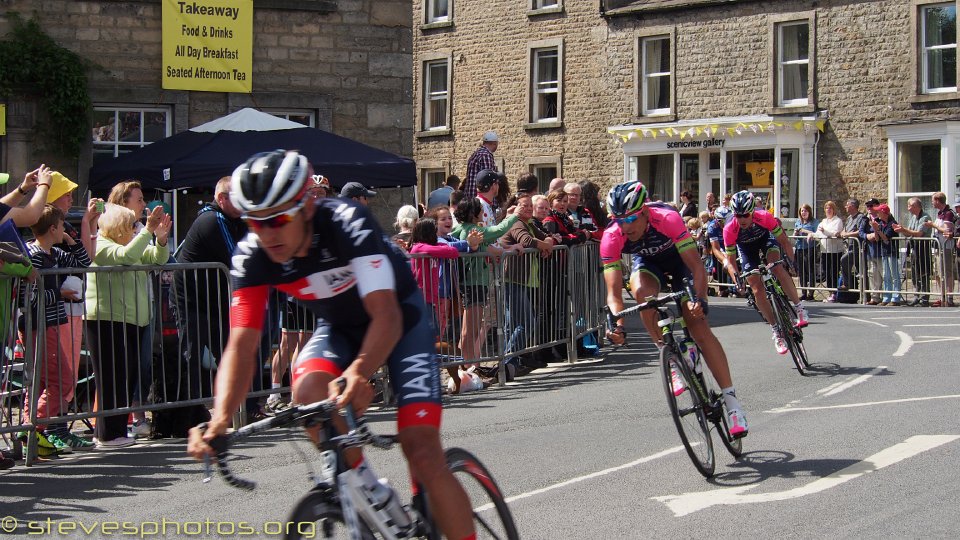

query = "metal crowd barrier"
[784, 234, 956, 305]
[1, 275, 27, 460]
[408, 242, 606, 390]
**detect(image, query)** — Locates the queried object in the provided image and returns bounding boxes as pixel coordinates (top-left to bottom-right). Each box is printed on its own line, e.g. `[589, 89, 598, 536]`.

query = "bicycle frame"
[203, 400, 426, 540]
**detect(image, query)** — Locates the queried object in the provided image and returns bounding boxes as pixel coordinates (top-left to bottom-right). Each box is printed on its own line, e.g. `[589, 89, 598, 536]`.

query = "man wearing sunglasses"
[188, 150, 476, 540]
[601, 180, 748, 439]
[722, 190, 808, 356]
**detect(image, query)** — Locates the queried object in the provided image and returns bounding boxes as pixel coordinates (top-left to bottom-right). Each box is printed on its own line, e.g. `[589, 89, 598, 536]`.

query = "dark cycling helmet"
[730, 190, 756, 215]
[606, 180, 648, 217]
[230, 150, 309, 213]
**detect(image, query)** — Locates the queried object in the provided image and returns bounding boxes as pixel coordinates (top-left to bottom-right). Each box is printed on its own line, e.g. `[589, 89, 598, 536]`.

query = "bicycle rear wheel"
[445, 447, 519, 540]
[660, 345, 715, 478]
[285, 491, 375, 540]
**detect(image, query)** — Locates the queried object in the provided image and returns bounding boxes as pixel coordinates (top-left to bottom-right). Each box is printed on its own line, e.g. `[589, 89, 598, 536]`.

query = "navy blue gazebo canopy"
[88, 109, 416, 191]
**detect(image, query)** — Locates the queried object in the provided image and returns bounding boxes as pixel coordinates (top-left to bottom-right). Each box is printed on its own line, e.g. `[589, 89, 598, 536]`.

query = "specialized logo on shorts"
[332, 203, 373, 247]
[399, 353, 434, 399]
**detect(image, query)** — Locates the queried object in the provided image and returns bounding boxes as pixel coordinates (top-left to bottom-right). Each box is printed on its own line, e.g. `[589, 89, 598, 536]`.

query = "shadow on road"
[708, 449, 861, 487]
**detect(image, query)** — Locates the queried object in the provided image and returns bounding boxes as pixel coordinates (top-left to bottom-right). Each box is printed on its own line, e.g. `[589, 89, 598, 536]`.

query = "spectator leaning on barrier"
[893, 197, 933, 306]
[19, 205, 93, 454]
[500, 194, 556, 372]
[794, 204, 818, 301]
[464, 131, 498, 199]
[928, 192, 956, 306]
[430, 205, 474, 346]
[579, 180, 609, 230]
[450, 197, 518, 367]
[859, 199, 884, 304]
[875, 204, 902, 305]
[816, 201, 845, 302]
[170, 176, 243, 434]
[839, 198, 867, 295]
[85, 203, 171, 448]
[392, 204, 420, 252]
[565, 182, 602, 241]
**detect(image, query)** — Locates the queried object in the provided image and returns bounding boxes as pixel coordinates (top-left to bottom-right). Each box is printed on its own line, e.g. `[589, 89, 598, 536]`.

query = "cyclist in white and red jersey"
[601, 180, 747, 438]
[722, 190, 809, 355]
[186, 150, 475, 540]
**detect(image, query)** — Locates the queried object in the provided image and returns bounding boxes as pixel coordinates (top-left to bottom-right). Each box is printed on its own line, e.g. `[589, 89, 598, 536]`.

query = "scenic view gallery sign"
[161, 0, 253, 93]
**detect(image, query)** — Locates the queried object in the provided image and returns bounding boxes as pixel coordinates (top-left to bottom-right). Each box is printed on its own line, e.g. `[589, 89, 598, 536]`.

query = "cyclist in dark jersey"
[722, 190, 808, 356]
[187, 150, 475, 540]
[601, 180, 747, 438]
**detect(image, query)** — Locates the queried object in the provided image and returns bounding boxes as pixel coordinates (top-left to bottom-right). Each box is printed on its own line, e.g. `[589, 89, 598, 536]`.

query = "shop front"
[608, 115, 823, 220]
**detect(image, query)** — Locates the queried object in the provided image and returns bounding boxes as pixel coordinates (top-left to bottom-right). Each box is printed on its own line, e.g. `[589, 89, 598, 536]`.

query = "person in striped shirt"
[19, 204, 93, 453]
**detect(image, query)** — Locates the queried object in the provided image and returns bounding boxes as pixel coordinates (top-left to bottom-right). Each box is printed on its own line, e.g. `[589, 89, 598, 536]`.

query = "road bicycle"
[739, 258, 811, 375]
[203, 396, 519, 540]
[607, 282, 743, 478]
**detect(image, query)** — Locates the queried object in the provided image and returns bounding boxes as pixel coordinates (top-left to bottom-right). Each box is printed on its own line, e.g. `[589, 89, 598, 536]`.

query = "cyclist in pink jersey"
[602, 181, 748, 438]
[723, 190, 809, 355]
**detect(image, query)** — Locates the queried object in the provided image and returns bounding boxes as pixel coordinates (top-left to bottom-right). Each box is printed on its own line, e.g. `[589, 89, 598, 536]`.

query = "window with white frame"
[777, 21, 810, 106]
[531, 0, 559, 9]
[531, 46, 560, 122]
[426, 0, 450, 24]
[921, 3, 957, 94]
[423, 58, 450, 131]
[267, 110, 315, 127]
[422, 169, 447, 194]
[92, 106, 171, 166]
[641, 36, 671, 115]
[531, 164, 558, 193]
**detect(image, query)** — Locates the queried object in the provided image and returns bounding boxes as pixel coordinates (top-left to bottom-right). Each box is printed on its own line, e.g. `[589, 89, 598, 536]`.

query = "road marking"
[893, 331, 913, 357]
[835, 315, 888, 327]
[904, 324, 960, 327]
[651, 435, 960, 517]
[914, 335, 960, 343]
[815, 366, 888, 396]
[872, 316, 960, 319]
[767, 394, 960, 413]
[475, 445, 686, 511]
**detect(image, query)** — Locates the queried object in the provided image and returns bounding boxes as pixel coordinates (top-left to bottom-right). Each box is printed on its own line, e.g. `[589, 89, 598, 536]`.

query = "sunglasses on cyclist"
[735, 212, 752, 218]
[614, 213, 641, 225]
[243, 201, 306, 231]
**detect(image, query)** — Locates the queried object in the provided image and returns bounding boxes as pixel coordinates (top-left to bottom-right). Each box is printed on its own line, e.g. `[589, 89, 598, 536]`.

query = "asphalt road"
[2, 297, 959, 539]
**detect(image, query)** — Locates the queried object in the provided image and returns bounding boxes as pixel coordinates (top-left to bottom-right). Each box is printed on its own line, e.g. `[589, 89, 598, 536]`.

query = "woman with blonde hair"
[84, 203, 171, 448]
[816, 200, 845, 302]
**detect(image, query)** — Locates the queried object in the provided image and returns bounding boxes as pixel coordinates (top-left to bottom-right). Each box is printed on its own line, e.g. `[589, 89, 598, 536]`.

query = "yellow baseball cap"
[46, 172, 78, 203]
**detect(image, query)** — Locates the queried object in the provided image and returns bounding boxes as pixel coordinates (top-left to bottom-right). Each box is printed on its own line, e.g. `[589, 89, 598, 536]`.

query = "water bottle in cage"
[344, 466, 412, 535]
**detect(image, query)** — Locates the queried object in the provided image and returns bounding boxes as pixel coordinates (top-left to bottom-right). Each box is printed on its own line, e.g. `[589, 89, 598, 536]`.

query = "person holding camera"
[564, 182, 602, 241]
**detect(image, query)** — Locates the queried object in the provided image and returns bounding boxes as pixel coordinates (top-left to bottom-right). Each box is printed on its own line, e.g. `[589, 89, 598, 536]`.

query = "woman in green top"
[84, 203, 171, 448]
[450, 197, 519, 366]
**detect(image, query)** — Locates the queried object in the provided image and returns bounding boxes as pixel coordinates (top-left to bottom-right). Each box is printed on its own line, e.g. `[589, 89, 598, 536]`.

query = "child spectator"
[19, 205, 93, 454]
[410, 217, 480, 393]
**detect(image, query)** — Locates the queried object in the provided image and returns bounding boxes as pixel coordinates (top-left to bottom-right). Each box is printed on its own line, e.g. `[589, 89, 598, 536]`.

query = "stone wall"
[0, 0, 414, 220]
[413, 0, 960, 209]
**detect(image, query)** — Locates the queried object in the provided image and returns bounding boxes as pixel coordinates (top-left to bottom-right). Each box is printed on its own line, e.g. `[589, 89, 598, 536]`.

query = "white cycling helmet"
[230, 150, 310, 213]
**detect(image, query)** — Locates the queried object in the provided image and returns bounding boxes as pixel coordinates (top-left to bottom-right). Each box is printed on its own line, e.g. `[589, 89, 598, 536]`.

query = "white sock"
[794, 300, 805, 310]
[721, 387, 741, 411]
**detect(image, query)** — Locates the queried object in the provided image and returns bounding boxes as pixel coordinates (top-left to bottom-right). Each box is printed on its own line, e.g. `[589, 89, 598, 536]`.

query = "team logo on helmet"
[606, 180, 648, 217]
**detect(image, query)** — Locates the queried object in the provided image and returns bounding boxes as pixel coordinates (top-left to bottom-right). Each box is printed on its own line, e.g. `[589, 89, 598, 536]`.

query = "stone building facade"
[413, 0, 960, 223]
[0, 0, 414, 229]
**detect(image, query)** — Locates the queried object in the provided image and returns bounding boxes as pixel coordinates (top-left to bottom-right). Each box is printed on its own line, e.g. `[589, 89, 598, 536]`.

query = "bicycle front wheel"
[285, 491, 375, 540]
[446, 447, 520, 540]
[771, 292, 809, 374]
[660, 345, 715, 478]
